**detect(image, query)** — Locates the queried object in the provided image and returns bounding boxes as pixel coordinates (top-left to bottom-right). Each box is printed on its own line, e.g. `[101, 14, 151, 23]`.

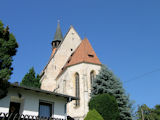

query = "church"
[40, 23, 102, 120]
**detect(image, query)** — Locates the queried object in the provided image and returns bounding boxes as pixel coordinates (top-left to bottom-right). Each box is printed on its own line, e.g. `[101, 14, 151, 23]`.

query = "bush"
[89, 93, 120, 120]
[84, 109, 104, 120]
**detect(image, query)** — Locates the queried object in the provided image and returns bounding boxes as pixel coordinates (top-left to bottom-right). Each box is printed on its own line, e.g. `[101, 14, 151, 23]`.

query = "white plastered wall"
[41, 27, 81, 91]
[0, 87, 67, 119]
[57, 63, 101, 120]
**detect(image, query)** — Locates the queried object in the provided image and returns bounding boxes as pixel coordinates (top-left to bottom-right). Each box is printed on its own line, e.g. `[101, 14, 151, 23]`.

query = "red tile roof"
[56, 38, 101, 79]
[50, 48, 56, 58]
[65, 38, 101, 67]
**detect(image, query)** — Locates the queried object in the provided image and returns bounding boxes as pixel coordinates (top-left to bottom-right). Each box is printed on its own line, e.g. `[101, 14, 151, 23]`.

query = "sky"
[0, 0, 160, 109]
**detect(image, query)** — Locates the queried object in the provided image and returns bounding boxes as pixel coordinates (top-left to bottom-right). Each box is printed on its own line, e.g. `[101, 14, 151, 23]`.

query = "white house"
[0, 84, 77, 119]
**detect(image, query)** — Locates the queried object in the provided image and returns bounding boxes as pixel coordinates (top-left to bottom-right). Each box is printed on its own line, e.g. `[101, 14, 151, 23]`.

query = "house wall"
[41, 26, 81, 92]
[0, 87, 67, 119]
[57, 63, 101, 120]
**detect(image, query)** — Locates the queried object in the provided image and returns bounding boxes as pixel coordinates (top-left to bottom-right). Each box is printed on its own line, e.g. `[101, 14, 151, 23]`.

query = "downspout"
[53, 85, 59, 92]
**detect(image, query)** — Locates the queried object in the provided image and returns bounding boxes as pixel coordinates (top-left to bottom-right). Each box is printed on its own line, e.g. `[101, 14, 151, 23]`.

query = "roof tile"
[56, 38, 101, 79]
[65, 38, 101, 67]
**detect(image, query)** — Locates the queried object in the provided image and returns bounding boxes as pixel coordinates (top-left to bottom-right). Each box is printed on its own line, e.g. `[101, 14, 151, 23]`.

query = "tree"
[84, 109, 104, 120]
[153, 105, 160, 120]
[20, 67, 41, 88]
[89, 93, 120, 120]
[0, 21, 18, 99]
[136, 104, 160, 120]
[91, 65, 132, 120]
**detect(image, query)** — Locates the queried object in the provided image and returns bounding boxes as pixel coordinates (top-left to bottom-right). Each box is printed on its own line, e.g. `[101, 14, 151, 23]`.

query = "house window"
[39, 101, 53, 118]
[75, 73, 80, 106]
[64, 103, 66, 114]
[90, 71, 95, 86]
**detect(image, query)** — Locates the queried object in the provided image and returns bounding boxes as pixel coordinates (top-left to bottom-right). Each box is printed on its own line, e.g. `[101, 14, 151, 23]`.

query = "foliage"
[89, 93, 119, 120]
[84, 109, 104, 120]
[0, 21, 18, 99]
[20, 67, 41, 88]
[136, 104, 160, 120]
[129, 100, 136, 120]
[153, 105, 160, 120]
[137, 104, 153, 120]
[91, 65, 132, 120]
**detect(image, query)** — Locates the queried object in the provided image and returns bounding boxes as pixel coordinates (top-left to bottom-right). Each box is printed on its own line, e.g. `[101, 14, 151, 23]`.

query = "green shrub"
[84, 109, 104, 120]
[89, 93, 120, 120]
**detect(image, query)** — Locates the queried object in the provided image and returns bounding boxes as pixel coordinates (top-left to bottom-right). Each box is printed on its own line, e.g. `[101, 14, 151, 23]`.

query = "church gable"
[41, 25, 82, 91]
[52, 26, 82, 75]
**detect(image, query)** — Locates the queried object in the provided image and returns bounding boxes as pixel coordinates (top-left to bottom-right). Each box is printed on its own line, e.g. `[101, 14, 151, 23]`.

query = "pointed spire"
[53, 20, 63, 42]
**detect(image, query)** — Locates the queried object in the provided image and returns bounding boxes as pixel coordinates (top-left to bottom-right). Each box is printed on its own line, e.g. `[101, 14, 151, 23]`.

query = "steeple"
[51, 21, 63, 49]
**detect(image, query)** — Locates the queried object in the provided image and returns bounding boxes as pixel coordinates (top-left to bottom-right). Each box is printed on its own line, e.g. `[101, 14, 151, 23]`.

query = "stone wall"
[57, 63, 101, 120]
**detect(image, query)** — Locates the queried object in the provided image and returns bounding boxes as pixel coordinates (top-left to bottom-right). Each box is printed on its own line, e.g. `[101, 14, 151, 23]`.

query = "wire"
[124, 68, 160, 83]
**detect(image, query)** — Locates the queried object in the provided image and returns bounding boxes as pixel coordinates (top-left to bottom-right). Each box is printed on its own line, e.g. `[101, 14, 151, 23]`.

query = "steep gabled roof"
[65, 38, 101, 67]
[56, 38, 101, 79]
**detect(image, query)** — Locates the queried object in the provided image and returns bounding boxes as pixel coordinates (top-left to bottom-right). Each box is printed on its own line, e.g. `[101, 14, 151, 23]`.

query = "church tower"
[51, 22, 63, 49]
[40, 23, 101, 120]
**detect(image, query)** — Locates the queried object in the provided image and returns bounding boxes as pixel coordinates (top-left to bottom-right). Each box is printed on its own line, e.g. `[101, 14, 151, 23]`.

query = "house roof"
[11, 84, 78, 101]
[65, 38, 101, 67]
[56, 38, 101, 79]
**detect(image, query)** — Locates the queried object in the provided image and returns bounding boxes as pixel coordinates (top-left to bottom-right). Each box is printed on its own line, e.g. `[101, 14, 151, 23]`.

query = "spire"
[53, 21, 63, 42]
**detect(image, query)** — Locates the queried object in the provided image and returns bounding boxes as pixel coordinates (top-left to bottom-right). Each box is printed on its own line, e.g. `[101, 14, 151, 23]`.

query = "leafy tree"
[0, 21, 18, 99]
[20, 67, 41, 88]
[89, 93, 120, 120]
[153, 105, 160, 120]
[137, 104, 154, 120]
[91, 65, 132, 120]
[137, 104, 160, 120]
[84, 109, 104, 120]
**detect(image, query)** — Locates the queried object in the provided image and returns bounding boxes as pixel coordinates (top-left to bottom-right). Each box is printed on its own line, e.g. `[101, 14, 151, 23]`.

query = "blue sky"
[1, 0, 160, 108]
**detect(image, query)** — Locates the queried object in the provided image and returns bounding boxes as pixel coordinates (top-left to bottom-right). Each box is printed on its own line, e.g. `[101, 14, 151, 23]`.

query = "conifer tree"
[91, 65, 132, 120]
[0, 21, 18, 99]
[20, 67, 41, 88]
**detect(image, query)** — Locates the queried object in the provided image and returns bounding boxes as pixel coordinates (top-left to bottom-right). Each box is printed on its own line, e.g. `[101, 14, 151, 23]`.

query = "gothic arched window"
[75, 73, 80, 106]
[90, 71, 95, 86]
